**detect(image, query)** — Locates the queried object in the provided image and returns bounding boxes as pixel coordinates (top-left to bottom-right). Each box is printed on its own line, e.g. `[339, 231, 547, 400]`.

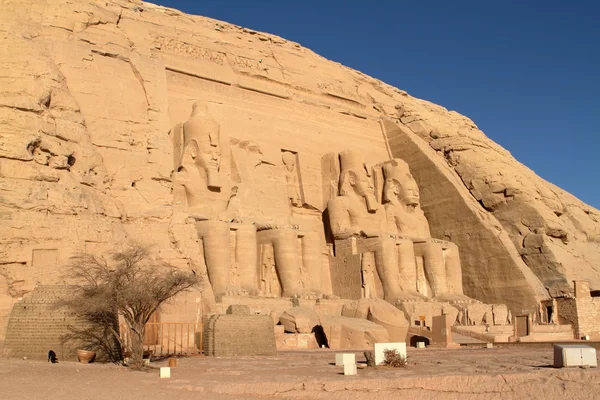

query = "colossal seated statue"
[381, 158, 469, 302]
[172, 101, 323, 301]
[327, 149, 415, 303]
[228, 139, 323, 299]
[172, 102, 255, 300]
[326, 150, 471, 304]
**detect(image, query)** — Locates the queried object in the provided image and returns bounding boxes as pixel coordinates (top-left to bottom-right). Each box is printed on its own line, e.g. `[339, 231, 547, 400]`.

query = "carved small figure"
[260, 244, 277, 297]
[361, 252, 376, 299]
[282, 150, 302, 207]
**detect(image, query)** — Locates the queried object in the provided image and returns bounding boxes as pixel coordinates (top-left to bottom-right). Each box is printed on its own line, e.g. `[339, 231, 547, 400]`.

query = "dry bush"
[59, 242, 200, 368]
[383, 348, 408, 368]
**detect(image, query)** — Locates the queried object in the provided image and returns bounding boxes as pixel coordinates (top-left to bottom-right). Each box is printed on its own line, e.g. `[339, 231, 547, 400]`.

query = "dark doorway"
[545, 305, 554, 324]
[312, 325, 328, 348]
[409, 335, 430, 347]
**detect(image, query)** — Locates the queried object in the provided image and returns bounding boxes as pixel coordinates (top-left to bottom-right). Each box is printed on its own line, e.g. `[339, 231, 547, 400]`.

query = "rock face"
[1, 0, 599, 340]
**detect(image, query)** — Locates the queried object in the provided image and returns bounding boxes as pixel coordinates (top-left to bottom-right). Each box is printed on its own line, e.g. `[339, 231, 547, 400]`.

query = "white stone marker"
[344, 362, 357, 376]
[159, 367, 171, 378]
[374, 342, 407, 366]
[416, 341, 426, 348]
[335, 353, 355, 367]
[554, 344, 597, 368]
[486, 343, 494, 349]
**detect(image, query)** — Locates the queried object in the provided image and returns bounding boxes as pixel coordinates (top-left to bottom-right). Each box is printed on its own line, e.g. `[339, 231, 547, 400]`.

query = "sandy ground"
[1, 347, 599, 400]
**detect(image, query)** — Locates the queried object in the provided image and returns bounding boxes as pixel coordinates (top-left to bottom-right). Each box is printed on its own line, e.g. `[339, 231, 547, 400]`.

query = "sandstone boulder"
[319, 315, 389, 350]
[279, 307, 320, 333]
[342, 298, 409, 341]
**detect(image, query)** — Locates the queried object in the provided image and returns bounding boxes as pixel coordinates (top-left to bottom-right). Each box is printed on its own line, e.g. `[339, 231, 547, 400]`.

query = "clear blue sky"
[150, 0, 600, 209]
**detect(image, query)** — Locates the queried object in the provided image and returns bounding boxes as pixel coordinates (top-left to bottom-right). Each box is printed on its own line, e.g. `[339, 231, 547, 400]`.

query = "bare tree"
[61, 243, 200, 368]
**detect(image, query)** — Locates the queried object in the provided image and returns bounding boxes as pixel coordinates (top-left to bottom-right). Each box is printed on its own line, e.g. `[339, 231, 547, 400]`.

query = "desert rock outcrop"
[1, 0, 599, 341]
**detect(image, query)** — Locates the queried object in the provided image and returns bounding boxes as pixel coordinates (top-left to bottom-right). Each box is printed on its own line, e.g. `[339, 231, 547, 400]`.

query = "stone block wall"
[202, 314, 276, 356]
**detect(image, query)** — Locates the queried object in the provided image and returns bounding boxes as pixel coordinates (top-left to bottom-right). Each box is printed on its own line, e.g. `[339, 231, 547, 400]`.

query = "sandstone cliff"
[1, 0, 599, 338]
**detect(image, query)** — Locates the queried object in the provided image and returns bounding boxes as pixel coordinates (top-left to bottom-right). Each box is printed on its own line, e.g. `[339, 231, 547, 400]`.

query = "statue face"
[397, 174, 420, 206]
[350, 169, 374, 197]
[192, 135, 221, 171]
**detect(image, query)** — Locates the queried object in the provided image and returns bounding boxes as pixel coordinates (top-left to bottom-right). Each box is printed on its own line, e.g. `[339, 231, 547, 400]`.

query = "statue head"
[282, 151, 296, 173]
[382, 159, 420, 207]
[338, 150, 378, 211]
[180, 101, 222, 190]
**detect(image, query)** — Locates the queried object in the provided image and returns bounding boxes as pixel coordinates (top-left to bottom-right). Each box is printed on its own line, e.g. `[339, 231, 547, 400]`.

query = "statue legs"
[233, 223, 258, 295]
[258, 229, 303, 297]
[257, 228, 324, 298]
[443, 241, 464, 296]
[414, 239, 469, 302]
[372, 237, 404, 303]
[195, 220, 231, 300]
[414, 241, 449, 298]
[272, 229, 304, 297]
[300, 231, 323, 294]
[396, 238, 419, 296]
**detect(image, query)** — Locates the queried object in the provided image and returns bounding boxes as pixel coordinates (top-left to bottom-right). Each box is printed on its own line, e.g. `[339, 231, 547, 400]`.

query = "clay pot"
[77, 349, 96, 363]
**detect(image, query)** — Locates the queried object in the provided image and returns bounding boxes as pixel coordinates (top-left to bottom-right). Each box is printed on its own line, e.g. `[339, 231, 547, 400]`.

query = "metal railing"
[120, 322, 202, 357]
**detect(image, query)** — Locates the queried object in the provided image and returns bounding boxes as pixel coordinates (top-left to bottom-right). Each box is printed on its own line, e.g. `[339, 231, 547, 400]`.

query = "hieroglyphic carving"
[316, 81, 365, 104]
[227, 54, 261, 71]
[152, 36, 226, 65]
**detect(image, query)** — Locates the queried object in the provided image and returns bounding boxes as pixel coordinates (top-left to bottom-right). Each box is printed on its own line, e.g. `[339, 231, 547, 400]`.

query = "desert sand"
[1, 347, 599, 400]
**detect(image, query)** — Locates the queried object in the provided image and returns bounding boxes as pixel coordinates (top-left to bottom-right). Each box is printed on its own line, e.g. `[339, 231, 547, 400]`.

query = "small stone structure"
[3, 285, 119, 361]
[202, 306, 276, 356]
[431, 314, 459, 348]
[556, 281, 600, 340]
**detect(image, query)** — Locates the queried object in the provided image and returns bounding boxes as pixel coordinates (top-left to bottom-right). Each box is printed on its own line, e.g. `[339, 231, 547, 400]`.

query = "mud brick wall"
[202, 314, 276, 356]
[556, 298, 578, 333]
[4, 285, 120, 361]
[573, 298, 600, 339]
[3, 285, 82, 361]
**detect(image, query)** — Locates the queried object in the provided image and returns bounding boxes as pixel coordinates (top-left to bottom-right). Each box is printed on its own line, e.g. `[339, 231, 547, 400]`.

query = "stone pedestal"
[335, 353, 355, 367]
[431, 314, 460, 348]
[159, 367, 171, 378]
[344, 363, 357, 375]
[374, 342, 406, 365]
[554, 344, 597, 367]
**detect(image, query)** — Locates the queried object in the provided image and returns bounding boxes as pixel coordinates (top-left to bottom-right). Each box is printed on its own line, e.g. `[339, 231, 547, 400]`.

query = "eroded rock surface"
[1, 0, 599, 339]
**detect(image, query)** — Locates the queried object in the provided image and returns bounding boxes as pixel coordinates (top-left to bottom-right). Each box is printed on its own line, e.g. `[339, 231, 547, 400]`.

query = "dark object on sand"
[48, 350, 58, 363]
